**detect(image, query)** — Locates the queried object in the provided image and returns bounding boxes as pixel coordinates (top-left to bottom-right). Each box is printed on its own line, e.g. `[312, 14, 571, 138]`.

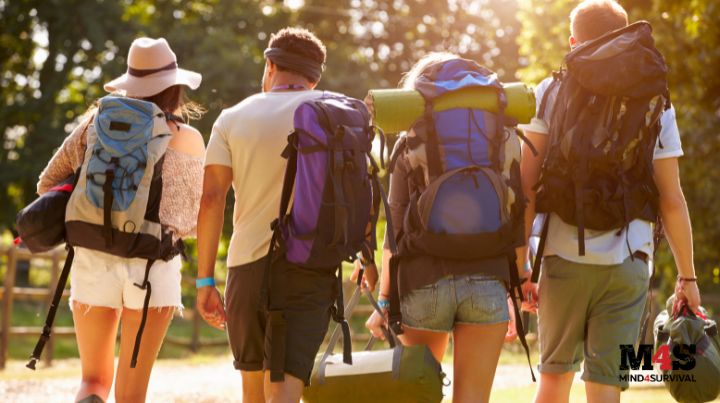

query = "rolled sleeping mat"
[368, 82, 536, 134]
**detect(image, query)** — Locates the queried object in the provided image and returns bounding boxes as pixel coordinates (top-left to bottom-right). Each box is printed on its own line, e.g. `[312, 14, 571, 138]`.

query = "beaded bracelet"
[677, 276, 697, 282]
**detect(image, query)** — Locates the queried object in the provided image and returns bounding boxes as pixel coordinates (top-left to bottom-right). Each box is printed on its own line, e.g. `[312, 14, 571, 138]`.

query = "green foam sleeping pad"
[368, 82, 536, 134]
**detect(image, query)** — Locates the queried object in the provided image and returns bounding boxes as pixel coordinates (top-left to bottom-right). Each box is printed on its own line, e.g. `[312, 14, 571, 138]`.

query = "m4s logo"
[620, 344, 696, 371]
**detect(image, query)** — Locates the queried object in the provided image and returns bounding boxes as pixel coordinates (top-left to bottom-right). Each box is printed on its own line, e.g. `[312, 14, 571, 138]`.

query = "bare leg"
[534, 372, 574, 403]
[264, 371, 304, 403]
[585, 381, 620, 403]
[115, 307, 173, 402]
[241, 370, 265, 403]
[398, 327, 450, 363]
[72, 302, 120, 402]
[452, 322, 506, 403]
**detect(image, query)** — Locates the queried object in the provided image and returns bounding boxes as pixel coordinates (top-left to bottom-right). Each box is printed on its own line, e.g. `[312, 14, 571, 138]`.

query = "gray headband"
[264, 47, 324, 82]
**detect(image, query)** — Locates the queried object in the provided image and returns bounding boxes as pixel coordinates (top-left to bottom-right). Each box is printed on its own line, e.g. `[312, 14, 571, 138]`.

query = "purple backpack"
[270, 92, 389, 268]
[265, 92, 394, 381]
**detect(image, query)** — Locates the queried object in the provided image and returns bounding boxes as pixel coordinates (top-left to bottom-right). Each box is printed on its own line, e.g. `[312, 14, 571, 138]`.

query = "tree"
[0, 0, 137, 228]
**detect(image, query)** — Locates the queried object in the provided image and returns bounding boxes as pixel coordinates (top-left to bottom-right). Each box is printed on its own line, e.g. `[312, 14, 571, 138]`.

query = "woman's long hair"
[142, 85, 205, 122]
[399, 52, 459, 90]
[81, 85, 205, 123]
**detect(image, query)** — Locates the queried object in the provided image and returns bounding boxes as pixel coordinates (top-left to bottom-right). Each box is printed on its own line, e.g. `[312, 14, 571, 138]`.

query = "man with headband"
[196, 28, 331, 402]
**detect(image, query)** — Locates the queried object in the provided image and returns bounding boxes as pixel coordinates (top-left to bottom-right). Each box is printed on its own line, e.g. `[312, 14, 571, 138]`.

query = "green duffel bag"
[303, 286, 445, 403]
[654, 295, 720, 403]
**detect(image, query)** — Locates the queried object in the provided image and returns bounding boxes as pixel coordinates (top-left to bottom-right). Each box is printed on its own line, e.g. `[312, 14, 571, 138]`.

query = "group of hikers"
[27, 0, 703, 402]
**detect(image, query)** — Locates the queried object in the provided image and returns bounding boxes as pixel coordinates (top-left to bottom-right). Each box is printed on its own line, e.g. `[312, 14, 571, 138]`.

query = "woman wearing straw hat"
[37, 37, 205, 403]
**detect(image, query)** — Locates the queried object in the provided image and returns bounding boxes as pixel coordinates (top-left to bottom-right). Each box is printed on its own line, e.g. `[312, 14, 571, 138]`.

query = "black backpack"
[532, 21, 669, 270]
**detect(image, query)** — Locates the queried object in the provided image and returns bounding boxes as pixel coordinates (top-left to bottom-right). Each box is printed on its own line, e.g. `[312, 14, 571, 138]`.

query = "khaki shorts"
[537, 255, 649, 389]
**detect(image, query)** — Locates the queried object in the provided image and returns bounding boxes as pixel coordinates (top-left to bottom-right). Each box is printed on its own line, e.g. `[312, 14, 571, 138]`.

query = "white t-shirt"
[518, 77, 683, 265]
[205, 90, 323, 267]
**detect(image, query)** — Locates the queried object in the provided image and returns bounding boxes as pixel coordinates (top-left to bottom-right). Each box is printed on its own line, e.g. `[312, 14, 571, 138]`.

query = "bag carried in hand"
[534, 21, 669, 256]
[16, 173, 77, 253]
[303, 283, 444, 403]
[390, 57, 528, 262]
[654, 296, 720, 403]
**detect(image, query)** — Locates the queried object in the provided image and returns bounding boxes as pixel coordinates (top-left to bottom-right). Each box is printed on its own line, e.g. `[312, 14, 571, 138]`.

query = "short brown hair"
[570, 0, 628, 43]
[268, 27, 326, 80]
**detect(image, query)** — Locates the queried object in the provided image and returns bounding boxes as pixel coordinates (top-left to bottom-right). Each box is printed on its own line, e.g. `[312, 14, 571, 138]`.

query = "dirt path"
[0, 356, 539, 402]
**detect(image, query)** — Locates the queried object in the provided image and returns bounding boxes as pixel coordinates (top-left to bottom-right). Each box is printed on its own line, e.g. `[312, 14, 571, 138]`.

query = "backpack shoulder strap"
[27, 246, 75, 370]
[538, 71, 563, 124]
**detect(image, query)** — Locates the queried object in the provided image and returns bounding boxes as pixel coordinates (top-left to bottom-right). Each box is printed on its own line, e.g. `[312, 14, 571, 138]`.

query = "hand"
[520, 279, 538, 314]
[365, 309, 387, 340]
[505, 297, 518, 343]
[673, 278, 701, 315]
[196, 286, 226, 331]
[350, 260, 378, 292]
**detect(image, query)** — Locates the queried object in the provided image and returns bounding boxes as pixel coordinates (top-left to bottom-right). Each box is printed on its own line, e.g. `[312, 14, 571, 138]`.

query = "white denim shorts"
[70, 247, 183, 310]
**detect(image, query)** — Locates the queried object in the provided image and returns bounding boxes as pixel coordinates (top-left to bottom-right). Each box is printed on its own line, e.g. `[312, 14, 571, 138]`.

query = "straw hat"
[104, 37, 201, 98]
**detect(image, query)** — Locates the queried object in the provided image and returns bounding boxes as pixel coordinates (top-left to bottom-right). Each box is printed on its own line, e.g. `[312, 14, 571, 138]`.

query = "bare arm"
[37, 116, 92, 195]
[197, 164, 232, 279]
[516, 131, 549, 278]
[195, 164, 232, 330]
[653, 157, 700, 309]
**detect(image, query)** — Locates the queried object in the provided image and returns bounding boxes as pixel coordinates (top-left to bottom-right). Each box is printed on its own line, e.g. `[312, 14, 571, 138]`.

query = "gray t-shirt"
[518, 77, 683, 265]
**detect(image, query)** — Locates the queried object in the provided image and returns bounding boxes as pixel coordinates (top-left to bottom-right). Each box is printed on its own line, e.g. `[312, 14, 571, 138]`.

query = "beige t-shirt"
[205, 90, 323, 267]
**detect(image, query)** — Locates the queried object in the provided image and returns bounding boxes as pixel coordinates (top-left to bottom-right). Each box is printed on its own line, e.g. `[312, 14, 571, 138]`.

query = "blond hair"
[570, 0, 628, 43]
[399, 52, 460, 90]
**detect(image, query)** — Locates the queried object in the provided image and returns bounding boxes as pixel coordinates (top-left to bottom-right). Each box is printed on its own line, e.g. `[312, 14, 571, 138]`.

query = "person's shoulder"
[220, 92, 267, 117]
[535, 76, 555, 99]
[169, 123, 205, 157]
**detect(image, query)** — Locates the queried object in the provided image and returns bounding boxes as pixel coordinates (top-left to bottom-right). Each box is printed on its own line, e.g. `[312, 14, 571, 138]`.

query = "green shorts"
[537, 255, 649, 390]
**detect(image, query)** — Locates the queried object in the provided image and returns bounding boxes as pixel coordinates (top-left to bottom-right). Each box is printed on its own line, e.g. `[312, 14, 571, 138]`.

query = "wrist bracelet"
[196, 277, 216, 288]
[677, 276, 697, 282]
[377, 298, 390, 311]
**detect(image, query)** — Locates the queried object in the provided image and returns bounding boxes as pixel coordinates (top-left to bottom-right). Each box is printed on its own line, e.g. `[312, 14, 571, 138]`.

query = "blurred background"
[0, 0, 718, 400]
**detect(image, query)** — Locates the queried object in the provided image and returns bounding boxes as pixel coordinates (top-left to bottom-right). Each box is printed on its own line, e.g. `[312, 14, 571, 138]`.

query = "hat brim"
[104, 68, 202, 98]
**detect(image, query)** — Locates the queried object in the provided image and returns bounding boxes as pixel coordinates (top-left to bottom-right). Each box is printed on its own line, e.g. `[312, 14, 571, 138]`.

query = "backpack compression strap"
[130, 259, 154, 368]
[27, 246, 75, 370]
[507, 250, 537, 382]
[103, 159, 118, 248]
[367, 156, 402, 335]
[422, 103, 444, 179]
[263, 132, 299, 382]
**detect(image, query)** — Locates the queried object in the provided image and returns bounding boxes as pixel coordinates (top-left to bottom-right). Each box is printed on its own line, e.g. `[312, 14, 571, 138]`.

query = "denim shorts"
[400, 273, 509, 332]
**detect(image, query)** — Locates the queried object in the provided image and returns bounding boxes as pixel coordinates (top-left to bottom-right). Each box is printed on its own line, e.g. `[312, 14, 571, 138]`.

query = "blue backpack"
[391, 59, 526, 262]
